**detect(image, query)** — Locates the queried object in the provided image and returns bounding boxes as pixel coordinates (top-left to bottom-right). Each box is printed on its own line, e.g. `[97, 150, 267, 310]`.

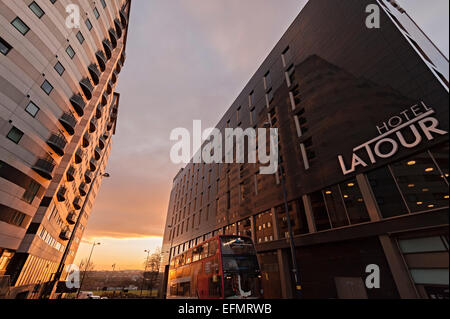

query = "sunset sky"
[75, 0, 449, 271]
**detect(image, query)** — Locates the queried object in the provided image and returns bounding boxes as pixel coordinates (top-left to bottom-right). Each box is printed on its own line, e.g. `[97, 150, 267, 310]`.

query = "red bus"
[167, 235, 263, 299]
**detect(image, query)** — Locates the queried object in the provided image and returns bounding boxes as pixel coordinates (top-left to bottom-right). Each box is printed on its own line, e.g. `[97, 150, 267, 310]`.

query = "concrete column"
[277, 249, 293, 299]
[271, 207, 280, 240]
[378, 235, 419, 299]
[250, 215, 256, 243]
[356, 174, 382, 222]
[302, 194, 316, 233]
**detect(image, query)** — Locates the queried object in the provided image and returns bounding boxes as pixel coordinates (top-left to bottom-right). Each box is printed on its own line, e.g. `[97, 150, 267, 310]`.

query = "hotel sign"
[338, 102, 448, 175]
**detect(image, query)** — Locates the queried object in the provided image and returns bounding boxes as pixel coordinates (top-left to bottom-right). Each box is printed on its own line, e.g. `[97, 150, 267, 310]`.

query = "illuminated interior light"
[325, 191, 332, 195]
[347, 183, 355, 187]
[408, 184, 415, 188]
[425, 168, 434, 172]
[422, 188, 429, 192]
[428, 204, 435, 208]
[416, 202, 423, 205]
[407, 161, 416, 166]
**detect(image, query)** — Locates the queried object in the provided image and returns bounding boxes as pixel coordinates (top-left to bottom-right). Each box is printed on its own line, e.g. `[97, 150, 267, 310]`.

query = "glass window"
[255, 211, 274, 243]
[29, 2, 45, 18]
[399, 236, 448, 254]
[0, 37, 13, 55]
[54, 61, 65, 76]
[323, 186, 349, 228]
[76, 31, 85, 44]
[7, 127, 24, 144]
[208, 240, 218, 257]
[85, 18, 93, 31]
[25, 101, 40, 117]
[100, 0, 107, 8]
[201, 242, 209, 259]
[41, 80, 53, 95]
[410, 269, 449, 286]
[277, 200, 309, 238]
[368, 166, 409, 218]
[310, 191, 331, 231]
[11, 17, 30, 35]
[390, 152, 449, 212]
[93, 8, 100, 19]
[430, 144, 449, 184]
[66, 45, 75, 59]
[340, 179, 370, 224]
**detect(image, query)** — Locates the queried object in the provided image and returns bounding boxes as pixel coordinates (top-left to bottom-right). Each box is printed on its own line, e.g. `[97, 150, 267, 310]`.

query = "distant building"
[161, 0, 448, 299]
[0, 0, 131, 298]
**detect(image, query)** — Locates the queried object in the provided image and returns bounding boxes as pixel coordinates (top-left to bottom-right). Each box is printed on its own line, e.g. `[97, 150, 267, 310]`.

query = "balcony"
[101, 92, 108, 106]
[96, 50, 107, 72]
[57, 186, 67, 202]
[32, 157, 55, 180]
[70, 93, 86, 117]
[102, 39, 112, 60]
[116, 59, 123, 74]
[120, 9, 128, 28]
[66, 212, 77, 225]
[59, 112, 77, 136]
[96, 104, 103, 119]
[88, 64, 101, 85]
[94, 147, 102, 161]
[47, 133, 67, 156]
[106, 80, 113, 95]
[82, 132, 91, 148]
[98, 136, 106, 150]
[111, 70, 118, 84]
[114, 19, 123, 38]
[75, 148, 84, 164]
[84, 170, 93, 184]
[80, 78, 94, 100]
[120, 51, 126, 65]
[89, 158, 98, 172]
[79, 182, 88, 196]
[60, 228, 71, 241]
[66, 165, 76, 182]
[73, 196, 82, 210]
[109, 28, 118, 49]
[107, 122, 113, 131]
[89, 118, 97, 133]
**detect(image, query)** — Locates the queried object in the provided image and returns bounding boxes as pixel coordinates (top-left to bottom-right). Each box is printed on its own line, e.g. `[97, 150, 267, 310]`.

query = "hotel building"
[161, 0, 449, 299]
[0, 0, 131, 298]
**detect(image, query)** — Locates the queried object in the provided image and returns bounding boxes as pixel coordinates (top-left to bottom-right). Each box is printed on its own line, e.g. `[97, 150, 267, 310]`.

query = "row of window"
[169, 145, 449, 256]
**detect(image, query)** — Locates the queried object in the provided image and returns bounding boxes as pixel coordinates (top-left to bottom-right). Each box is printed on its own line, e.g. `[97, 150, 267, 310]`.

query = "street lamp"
[45, 136, 113, 299]
[76, 242, 101, 298]
[264, 121, 303, 298]
[141, 249, 151, 296]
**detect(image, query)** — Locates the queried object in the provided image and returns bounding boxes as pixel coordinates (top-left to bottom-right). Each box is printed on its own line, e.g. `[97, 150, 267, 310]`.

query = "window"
[23, 180, 40, 204]
[281, 46, 293, 68]
[277, 200, 309, 237]
[76, 31, 85, 44]
[25, 101, 40, 117]
[0, 37, 12, 55]
[310, 191, 331, 231]
[249, 91, 255, 107]
[7, 127, 24, 144]
[54, 61, 65, 76]
[93, 8, 100, 19]
[264, 72, 272, 91]
[339, 179, 370, 224]
[389, 152, 449, 213]
[29, 2, 45, 18]
[250, 107, 256, 125]
[41, 80, 53, 95]
[100, 0, 107, 8]
[66, 45, 75, 59]
[85, 18, 93, 31]
[11, 17, 30, 35]
[10, 211, 25, 227]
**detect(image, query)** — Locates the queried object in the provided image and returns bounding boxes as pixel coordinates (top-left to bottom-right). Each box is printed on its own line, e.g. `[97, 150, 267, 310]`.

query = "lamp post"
[162, 225, 175, 299]
[76, 242, 101, 298]
[45, 136, 112, 299]
[141, 249, 151, 297]
[264, 121, 303, 298]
